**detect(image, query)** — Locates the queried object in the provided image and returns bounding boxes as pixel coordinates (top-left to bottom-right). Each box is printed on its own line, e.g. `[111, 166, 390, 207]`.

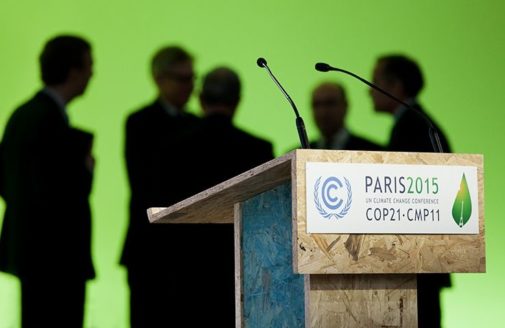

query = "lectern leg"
[235, 182, 306, 328]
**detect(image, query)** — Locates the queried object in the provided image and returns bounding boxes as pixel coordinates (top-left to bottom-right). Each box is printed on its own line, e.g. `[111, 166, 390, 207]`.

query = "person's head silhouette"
[199, 66, 241, 117]
[40, 35, 93, 104]
[311, 81, 348, 141]
[370, 54, 424, 114]
[151, 46, 194, 111]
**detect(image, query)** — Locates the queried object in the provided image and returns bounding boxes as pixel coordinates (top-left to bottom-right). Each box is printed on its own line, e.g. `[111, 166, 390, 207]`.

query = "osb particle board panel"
[235, 184, 307, 328]
[148, 152, 293, 224]
[293, 149, 485, 274]
[308, 274, 417, 328]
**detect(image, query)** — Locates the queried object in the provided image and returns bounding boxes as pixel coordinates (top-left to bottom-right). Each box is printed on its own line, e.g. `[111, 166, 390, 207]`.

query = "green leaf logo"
[452, 174, 472, 227]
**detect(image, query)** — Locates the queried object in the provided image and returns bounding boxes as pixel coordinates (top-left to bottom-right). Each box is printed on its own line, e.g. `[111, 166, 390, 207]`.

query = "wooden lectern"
[148, 149, 485, 327]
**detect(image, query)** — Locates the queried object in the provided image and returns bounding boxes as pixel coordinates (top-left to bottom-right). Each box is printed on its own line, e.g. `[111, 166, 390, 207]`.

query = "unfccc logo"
[314, 176, 352, 219]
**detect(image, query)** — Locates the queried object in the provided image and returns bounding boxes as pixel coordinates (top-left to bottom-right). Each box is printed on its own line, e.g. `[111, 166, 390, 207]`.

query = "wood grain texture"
[234, 203, 244, 328]
[148, 149, 485, 274]
[148, 153, 293, 224]
[308, 274, 417, 328]
[294, 149, 486, 274]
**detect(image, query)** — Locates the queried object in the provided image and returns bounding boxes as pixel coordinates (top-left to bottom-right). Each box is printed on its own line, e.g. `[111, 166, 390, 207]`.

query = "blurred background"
[0, 0, 503, 326]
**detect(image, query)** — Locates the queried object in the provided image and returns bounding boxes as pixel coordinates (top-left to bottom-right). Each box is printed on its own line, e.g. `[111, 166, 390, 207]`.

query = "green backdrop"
[1, 0, 504, 326]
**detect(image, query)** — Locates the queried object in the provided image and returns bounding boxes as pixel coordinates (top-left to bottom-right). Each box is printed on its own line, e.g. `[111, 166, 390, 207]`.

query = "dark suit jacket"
[181, 113, 274, 324]
[120, 100, 201, 273]
[0, 91, 94, 280]
[387, 103, 451, 328]
[387, 104, 450, 153]
[187, 114, 274, 192]
[309, 132, 383, 151]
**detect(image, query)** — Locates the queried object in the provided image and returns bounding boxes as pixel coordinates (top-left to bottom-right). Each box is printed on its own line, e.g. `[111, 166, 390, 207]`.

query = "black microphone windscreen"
[315, 62, 331, 72]
[257, 57, 267, 68]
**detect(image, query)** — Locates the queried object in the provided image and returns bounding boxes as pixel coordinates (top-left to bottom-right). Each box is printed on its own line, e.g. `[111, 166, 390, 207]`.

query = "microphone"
[315, 62, 444, 153]
[257, 57, 267, 68]
[257, 57, 310, 149]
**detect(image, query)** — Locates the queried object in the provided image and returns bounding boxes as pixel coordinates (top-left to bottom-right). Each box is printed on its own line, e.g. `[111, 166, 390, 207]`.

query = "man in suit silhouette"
[310, 81, 382, 150]
[370, 54, 452, 328]
[179, 66, 274, 326]
[0, 35, 95, 327]
[193, 66, 274, 189]
[370, 55, 450, 153]
[120, 45, 201, 327]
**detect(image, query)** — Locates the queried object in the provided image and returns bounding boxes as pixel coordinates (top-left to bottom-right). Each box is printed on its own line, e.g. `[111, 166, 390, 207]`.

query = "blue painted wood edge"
[241, 182, 305, 328]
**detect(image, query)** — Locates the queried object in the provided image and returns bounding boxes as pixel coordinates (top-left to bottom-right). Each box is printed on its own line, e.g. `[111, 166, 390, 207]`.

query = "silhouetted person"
[0, 35, 95, 327]
[310, 81, 382, 150]
[194, 67, 274, 188]
[371, 55, 451, 153]
[370, 54, 452, 328]
[180, 66, 274, 326]
[120, 45, 200, 327]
